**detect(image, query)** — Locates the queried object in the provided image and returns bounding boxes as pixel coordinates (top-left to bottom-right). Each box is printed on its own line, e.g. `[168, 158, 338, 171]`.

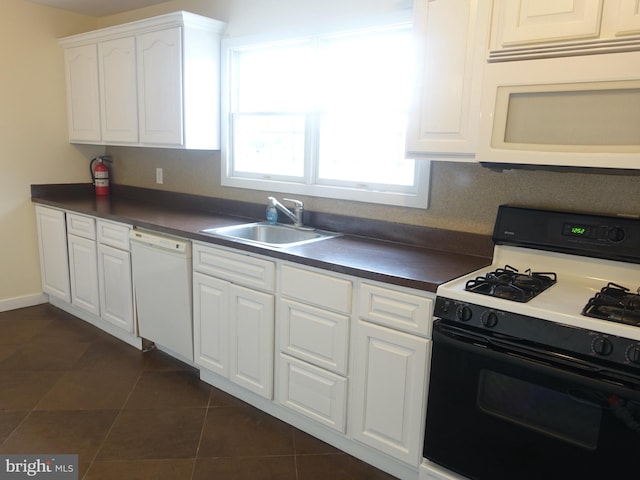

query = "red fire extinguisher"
[90, 156, 112, 196]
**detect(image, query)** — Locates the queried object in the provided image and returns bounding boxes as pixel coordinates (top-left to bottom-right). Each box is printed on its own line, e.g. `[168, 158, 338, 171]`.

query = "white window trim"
[220, 24, 431, 209]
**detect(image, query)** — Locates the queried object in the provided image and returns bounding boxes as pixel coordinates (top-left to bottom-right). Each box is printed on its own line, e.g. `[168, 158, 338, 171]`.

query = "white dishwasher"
[129, 229, 193, 363]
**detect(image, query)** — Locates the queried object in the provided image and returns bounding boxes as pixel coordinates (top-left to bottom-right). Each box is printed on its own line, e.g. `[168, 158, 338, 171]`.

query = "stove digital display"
[562, 223, 596, 239]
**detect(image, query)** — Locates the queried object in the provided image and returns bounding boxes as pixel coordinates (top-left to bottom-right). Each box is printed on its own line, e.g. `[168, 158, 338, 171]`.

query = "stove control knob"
[456, 304, 473, 322]
[481, 310, 499, 328]
[607, 226, 625, 243]
[591, 336, 613, 356]
[625, 344, 640, 365]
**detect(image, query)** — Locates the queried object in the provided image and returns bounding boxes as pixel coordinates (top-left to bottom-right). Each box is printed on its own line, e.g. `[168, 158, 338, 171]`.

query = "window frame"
[220, 24, 430, 209]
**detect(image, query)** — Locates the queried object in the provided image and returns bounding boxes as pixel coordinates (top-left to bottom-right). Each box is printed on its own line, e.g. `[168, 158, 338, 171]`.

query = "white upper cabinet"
[406, 0, 491, 159]
[63, 44, 101, 143]
[490, 0, 640, 60]
[99, 36, 138, 144]
[136, 28, 183, 146]
[60, 11, 226, 149]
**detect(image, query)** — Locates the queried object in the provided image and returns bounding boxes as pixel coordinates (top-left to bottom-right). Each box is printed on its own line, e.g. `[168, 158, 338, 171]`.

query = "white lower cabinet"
[35, 206, 137, 346]
[67, 213, 100, 316]
[192, 242, 276, 399]
[96, 219, 134, 334]
[351, 320, 430, 465]
[193, 272, 229, 376]
[229, 283, 275, 398]
[278, 352, 347, 432]
[276, 263, 353, 433]
[67, 233, 100, 316]
[351, 282, 433, 467]
[97, 243, 134, 333]
[35, 205, 71, 302]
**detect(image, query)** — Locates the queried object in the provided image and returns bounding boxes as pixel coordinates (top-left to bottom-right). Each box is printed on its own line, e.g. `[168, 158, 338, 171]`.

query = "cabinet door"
[63, 44, 101, 142]
[99, 36, 138, 143]
[97, 244, 134, 333]
[612, 0, 640, 37]
[229, 284, 274, 399]
[351, 320, 430, 466]
[278, 353, 347, 432]
[278, 299, 349, 375]
[67, 234, 100, 316]
[35, 206, 70, 302]
[493, 0, 603, 48]
[137, 27, 183, 146]
[406, 0, 491, 157]
[193, 272, 230, 377]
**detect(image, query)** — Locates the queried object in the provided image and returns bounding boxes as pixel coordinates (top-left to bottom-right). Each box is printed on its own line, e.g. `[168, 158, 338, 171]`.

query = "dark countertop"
[31, 184, 493, 292]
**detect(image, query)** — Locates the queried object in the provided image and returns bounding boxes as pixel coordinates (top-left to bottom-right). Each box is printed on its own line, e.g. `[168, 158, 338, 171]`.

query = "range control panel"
[435, 296, 640, 370]
[492, 205, 640, 264]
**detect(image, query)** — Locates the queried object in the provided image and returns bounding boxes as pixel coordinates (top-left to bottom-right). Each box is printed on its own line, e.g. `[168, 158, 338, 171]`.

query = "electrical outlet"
[156, 167, 163, 184]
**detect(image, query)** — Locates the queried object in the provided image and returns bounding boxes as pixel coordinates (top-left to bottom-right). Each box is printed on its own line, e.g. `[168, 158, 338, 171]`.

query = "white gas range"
[423, 205, 640, 480]
[435, 205, 640, 351]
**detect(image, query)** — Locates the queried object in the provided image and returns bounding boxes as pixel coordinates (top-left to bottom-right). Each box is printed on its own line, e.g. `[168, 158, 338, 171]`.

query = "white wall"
[0, 0, 103, 310]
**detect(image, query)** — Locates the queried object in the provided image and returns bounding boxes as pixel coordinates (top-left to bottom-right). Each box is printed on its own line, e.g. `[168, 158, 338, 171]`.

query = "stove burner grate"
[464, 265, 557, 303]
[582, 282, 640, 326]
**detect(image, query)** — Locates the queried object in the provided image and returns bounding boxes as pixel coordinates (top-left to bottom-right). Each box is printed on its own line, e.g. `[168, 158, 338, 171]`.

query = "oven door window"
[478, 370, 601, 450]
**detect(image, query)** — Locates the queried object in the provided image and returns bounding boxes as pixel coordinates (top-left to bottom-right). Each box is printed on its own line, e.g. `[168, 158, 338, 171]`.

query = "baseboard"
[0, 293, 48, 313]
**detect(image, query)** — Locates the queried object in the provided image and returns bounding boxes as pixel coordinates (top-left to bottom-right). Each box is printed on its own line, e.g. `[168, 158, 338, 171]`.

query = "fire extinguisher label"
[95, 179, 109, 187]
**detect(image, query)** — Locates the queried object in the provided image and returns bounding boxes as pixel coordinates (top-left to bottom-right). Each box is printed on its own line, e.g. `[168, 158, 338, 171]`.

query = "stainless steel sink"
[201, 222, 341, 248]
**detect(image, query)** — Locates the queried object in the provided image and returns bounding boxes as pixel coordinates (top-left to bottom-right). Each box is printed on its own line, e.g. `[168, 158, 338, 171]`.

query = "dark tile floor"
[0, 304, 397, 479]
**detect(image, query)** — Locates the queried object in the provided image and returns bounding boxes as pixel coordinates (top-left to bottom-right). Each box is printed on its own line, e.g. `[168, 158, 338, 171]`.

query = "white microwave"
[477, 51, 640, 169]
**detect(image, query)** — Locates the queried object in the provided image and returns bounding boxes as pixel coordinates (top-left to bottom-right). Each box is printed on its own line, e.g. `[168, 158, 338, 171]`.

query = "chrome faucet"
[268, 196, 304, 227]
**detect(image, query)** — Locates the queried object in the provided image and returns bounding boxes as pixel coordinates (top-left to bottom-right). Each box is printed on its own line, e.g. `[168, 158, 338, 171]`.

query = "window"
[221, 23, 430, 208]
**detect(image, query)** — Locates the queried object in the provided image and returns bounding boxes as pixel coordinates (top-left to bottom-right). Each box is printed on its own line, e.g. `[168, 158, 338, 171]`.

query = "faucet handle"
[283, 198, 304, 208]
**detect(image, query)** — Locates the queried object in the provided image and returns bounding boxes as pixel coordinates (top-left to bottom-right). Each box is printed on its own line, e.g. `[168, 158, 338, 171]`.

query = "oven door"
[424, 320, 640, 480]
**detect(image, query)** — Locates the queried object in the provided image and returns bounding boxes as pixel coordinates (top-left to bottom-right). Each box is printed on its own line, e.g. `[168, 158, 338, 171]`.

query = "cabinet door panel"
[351, 321, 430, 466]
[137, 27, 183, 146]
[495, 0, 603, 47]
[229, 284, 274, 399]
[613, 0, 640, 36]
[98, 244, 134, 332]
[64, 44, 101, 142]
[193, 272, 229, 376]
[35, 206, 70, 302]
[99, 36, 138, 143]
[68, 234, 100, 316]
[278, 353, 347, 432]
[279, 299, 349, 375]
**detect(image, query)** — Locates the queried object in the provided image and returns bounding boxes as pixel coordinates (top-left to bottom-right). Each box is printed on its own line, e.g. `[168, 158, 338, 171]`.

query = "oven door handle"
[433, 321, 640, 397]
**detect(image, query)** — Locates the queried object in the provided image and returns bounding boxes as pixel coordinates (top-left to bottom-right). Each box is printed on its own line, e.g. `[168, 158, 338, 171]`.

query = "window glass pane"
[236, 43, 313, 112]
[232, 113, 305, 177]
[318, 112, 414, 186]
[317, 29, 414, 112]
[316, 27, 414, 187]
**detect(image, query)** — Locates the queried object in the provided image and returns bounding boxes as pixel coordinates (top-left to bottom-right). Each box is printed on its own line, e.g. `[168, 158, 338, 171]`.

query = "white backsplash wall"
[106, 146, 640, 236]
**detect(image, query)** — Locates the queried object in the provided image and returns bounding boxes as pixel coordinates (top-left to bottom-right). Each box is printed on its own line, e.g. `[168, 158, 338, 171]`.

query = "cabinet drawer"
[97, 219, 131, 250]
[279, 299, 349, 375]
[278, 353, 347, 433]
[281, 264, 352, 314]
[193, 243, 275, 292]
[66, 212, 96, 240]
[359, 283, 433, 338]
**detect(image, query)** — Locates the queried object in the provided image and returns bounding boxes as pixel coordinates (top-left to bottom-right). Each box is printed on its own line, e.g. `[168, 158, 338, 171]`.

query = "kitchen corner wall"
[0, 0, 103, 310]
[107, 146, 640, 236]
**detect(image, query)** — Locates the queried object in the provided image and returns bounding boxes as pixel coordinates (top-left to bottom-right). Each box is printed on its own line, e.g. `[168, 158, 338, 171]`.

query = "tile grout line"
[80, 368, 145, 480]
[189, 385, 214, 480]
